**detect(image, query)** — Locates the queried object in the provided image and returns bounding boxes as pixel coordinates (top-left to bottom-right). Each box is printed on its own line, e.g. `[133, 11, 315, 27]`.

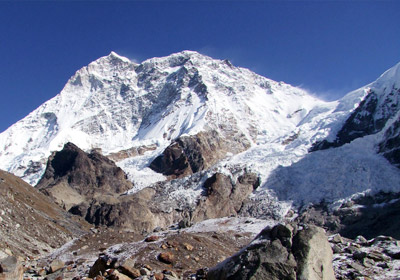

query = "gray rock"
[0, 256, 23, 280]
[207, 224, 335, 280]
[292, 225, 336, 280]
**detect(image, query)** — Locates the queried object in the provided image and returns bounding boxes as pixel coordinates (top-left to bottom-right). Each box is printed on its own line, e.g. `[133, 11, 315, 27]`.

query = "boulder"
[0, 256, 23, 280]
[49, 259, 65, 273]
[292, 225, 336, 280]
[207, 224, 335, 280]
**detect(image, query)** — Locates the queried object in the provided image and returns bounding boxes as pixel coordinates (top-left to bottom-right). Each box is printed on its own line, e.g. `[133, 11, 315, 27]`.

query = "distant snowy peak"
[0, 50, 328, 185]
[310, 62, 400, 152]
[373, 61, 400, 90]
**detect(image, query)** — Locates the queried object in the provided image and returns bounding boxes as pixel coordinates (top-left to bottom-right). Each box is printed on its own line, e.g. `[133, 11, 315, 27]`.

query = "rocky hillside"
[0, 169, 89, 259]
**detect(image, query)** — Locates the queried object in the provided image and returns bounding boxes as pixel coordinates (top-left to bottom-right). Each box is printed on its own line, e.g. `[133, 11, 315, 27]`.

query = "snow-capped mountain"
[1, 51, 400, 217]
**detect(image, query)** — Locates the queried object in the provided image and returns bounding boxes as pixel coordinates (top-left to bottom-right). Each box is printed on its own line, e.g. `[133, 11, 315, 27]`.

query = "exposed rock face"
[207, 224, 335, 280]
[0, 169, 89, 258]
[36, 142, 133, 210]
[150, 130, 251, 178]
[0, 256, 23, 280]
[310, 87, 400, 153]
[192, 172, 260, 222]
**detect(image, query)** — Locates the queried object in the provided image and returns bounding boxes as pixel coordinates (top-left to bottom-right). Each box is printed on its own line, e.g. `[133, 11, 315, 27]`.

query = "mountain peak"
[107, 51, 131, 63]
[373, 61, 400, 89]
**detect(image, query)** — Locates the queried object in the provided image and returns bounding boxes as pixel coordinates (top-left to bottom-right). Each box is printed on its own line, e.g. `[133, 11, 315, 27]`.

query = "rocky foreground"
[1, 219, 400, 280]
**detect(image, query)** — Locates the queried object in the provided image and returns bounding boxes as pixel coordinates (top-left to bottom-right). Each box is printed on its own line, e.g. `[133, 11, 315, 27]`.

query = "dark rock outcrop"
[207, 224, 335, 280]
[310, 88, 400, 153]
[37, 142, 133, 210]
[150, 130, 251, 178]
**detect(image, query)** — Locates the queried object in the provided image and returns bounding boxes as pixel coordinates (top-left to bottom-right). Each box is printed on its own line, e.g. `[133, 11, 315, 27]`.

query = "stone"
[0, 256, 23, 280]
[352, 250, 367, 261]
[109, 270, 131, 280]
[145, 235, 160, 242]
[292, 225, 336, 280]
[158, 252, 175, 264]
[207, 224, 335, 280]
[355, 235, 368, 245]
[183, 243, 194, 251]
[88, 256, 117, 278]
[140, 267, 150, 276]
[154, 272, 164, 280]
[330, 233, 343, 244]
[362, 258, 375, 268]
[118, 258, 140, 278]
[49, 259, 65, 273]
[367, 250, 388, 262]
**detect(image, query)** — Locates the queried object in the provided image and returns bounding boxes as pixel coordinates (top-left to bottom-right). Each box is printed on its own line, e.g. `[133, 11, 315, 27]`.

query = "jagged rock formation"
[150, 130, 250, 178]
[36, 142, 133, 210]
[0, 169, 89, 258]
[206, 224, 335, 280]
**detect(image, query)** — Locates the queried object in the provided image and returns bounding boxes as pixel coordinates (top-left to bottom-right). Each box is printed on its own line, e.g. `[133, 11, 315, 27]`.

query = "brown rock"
[49, 259, 65, 273]
[119, 258, 140, 278]
[183, 243, 194, 251]
[158, 252, 175, 264]
[145, 235, 160, 242]
[149, 130, 251, 178]
[143, 264, 152, 271]
[109, 270, 131, 280]
[154, 272, 164, 280]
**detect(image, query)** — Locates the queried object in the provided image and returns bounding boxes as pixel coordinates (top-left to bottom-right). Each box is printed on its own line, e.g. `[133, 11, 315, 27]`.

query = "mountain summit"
[1, 51, 400, 219]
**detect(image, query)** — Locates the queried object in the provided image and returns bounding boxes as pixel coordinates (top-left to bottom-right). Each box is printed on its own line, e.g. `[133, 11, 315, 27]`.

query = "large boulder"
[207, 224, 335, 280]
[0, 256, 23, 280]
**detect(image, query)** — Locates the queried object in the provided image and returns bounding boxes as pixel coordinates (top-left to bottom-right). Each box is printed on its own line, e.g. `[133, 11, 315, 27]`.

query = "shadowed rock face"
[36, 142, 133, 210]
[310, 88, 400, 153]
[207, 224, 335, 280]
[149, 130, 251, 178]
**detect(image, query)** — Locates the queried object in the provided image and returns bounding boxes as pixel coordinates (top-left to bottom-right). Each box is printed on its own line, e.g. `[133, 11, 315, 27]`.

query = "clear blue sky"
[1, 1, 399, 133]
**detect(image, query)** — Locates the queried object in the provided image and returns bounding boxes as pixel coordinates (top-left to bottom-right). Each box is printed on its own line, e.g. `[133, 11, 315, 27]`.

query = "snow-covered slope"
[0, 51, 328, 185]
[1, 51, 400, 217]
